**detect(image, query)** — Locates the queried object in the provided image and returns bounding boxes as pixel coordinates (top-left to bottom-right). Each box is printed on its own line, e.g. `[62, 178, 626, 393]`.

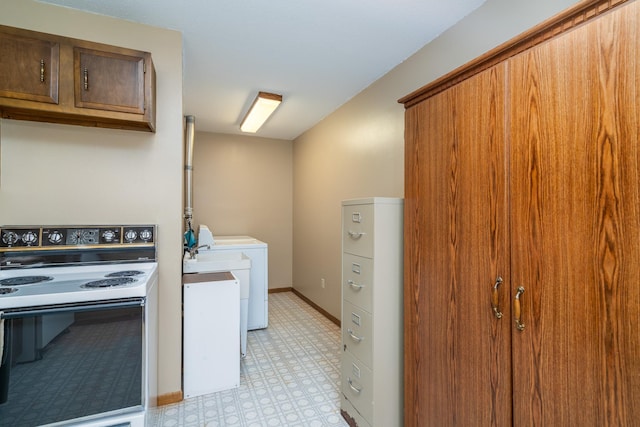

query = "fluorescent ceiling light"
[240, 92, 282, 133]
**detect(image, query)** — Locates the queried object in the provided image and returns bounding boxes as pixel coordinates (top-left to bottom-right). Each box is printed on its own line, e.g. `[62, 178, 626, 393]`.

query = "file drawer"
[342, 253, 372, 312]
[342, 350, 373, 425]
[342, 299, 372, 367]
[342, 203, 374, 258]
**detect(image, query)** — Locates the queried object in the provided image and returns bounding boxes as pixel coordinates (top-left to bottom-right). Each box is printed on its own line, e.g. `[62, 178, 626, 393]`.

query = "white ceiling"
[38, 0, 485, 140]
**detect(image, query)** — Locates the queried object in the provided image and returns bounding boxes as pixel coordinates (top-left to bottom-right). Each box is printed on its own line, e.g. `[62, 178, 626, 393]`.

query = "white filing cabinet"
[340, 198, 403, 427]
[183, 271, 240, 398]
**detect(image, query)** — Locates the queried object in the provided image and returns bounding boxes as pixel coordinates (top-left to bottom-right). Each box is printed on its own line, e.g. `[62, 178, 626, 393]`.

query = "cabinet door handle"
[348, 230, 365, 239]
[491, 276, 503, 319]
[347, 377, 362, 394]
[40, 59, 45, 83]
[83, 68, 88, 90]
[347, 280, 364, 291]
[514, 286, 525, 331]
[347, 329, 364, 342]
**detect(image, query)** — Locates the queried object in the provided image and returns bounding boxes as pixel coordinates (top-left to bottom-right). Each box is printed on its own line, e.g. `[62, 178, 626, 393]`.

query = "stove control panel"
[1, 228, 40, 248]
[0, 225, 155, 249]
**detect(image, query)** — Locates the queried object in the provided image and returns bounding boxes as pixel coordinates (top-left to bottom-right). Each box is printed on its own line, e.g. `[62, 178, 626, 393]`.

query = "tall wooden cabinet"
[340, 198, 403, 427]
[400, 0, 640, 425]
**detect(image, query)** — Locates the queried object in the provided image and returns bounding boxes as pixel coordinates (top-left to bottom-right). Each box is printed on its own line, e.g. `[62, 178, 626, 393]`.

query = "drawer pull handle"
[348, 230, 365, 239]
[347, 280, 364, 290]
[347, 329, 364, 342]
[347, 377, 362, 394]
[40, 60, 45, 82]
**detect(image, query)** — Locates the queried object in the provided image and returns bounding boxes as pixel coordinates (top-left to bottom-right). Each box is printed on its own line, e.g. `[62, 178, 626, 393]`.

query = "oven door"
[0, 298, 145, 427]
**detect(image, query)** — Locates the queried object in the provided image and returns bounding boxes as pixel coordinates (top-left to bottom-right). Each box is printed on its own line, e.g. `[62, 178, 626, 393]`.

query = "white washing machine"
[198, 226, 269, 330]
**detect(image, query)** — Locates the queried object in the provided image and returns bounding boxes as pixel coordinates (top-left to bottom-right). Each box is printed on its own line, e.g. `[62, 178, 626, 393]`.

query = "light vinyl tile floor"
[148, 291, 349, 427]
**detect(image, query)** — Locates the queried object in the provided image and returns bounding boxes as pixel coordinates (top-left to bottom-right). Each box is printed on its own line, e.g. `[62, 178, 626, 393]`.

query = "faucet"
[188, 244, 210, 259]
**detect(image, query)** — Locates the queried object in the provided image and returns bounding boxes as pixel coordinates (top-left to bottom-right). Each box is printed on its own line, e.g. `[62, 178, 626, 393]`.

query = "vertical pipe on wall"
[184, 115, 195, 235]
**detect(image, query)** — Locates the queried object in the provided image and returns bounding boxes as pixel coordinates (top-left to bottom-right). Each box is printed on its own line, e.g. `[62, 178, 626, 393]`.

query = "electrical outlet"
[321, 278, 326, 288]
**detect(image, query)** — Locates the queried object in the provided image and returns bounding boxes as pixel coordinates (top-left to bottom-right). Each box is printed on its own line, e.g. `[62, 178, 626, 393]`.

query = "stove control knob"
[139, 229, 153, 242]
[2, 231, 18, 245]
[48, 231, 64, 244]
[124, 229, 138, 243]
[102, 229, 117, 243]
[22, 231, 38, 246]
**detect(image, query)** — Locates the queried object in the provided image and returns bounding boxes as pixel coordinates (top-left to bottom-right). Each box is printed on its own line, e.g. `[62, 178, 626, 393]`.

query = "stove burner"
[0, 287, 18, 295]
[82, 277, 137, 288]
[0, 276, 54, 286]
[105, 270, 145, 278]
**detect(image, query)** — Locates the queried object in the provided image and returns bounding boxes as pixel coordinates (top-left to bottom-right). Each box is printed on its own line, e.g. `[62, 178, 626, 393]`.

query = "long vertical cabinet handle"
[491, 276, 503, 319]
[514, 286, 525, 331]
[40, 59, 45, 82]
[83, 68, 89, 90]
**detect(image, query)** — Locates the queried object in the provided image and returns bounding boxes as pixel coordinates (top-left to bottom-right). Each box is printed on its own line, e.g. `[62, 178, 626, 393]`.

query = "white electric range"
[0, 225, 158, 427]
[0, 262, 157, 309]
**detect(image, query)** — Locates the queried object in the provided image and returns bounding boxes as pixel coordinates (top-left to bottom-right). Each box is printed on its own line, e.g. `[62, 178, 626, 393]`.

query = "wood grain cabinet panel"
[403, 65, 511, 427]
[0, 25, 155, 132]
[508, 3, 640, 424]
[400, 0, 640, 426]
[74, 47, 146, 114]
[0, 30, 59, 104]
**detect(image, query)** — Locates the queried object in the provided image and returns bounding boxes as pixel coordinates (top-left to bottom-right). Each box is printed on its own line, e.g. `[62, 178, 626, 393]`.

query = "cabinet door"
[404, 64, 511, 426]
[509, 2, 640, 425]
[74, 47, 146, 114]
[0, 31, 59, 104]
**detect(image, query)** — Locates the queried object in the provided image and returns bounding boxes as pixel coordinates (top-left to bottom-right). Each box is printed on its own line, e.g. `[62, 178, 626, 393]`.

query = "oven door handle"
[0, 298, 144, 319]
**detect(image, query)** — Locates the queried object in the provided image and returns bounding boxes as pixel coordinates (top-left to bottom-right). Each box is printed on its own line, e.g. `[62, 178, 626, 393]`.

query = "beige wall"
[0, 0, 184, 398]
[292, 0, 582, 320]
[191, 132, 293, 289]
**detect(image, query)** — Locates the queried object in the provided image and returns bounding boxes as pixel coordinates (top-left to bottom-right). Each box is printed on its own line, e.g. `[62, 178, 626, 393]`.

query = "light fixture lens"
[240, 92, 282, 133]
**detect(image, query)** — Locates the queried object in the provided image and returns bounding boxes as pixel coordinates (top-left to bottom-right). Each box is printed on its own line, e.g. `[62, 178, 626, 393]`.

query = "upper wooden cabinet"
[74, 47, 147, 115]
[0, 25, 155, 132]
[0, 31, 59, 104]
